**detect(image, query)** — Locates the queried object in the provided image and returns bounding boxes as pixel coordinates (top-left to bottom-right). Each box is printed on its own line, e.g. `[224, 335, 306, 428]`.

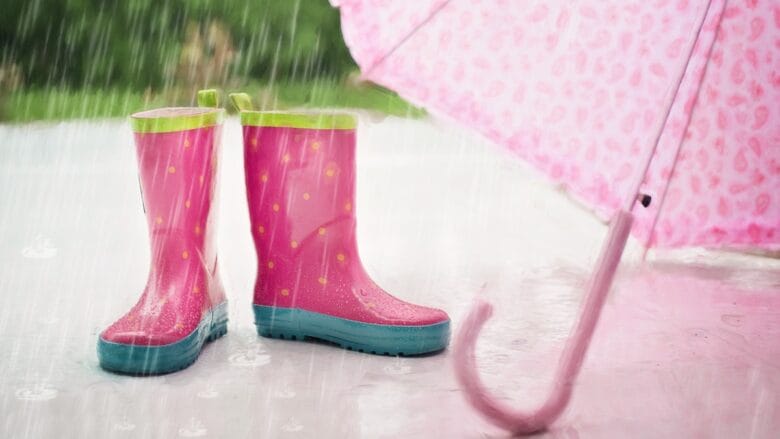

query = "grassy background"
[1, 82, 425, 123]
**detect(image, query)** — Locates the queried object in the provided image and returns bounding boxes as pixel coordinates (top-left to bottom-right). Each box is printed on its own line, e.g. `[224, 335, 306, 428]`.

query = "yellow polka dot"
[272, 203, 280, 212]
[311, 141, 321, 151]
[280, 288, 290, 296]
[199, 175, 204, 186]
[336, 253, 345, 262]
[282, 153, 291, 163]
[185, 199, 191, 208]
[257, 225, 265, 234]
[260, 173, 269, 183]
[365, 302, 375, 309]
[182, 250, 189, 259]
[291, 240, 298, 249]
[174, 322, 184, 331]
[267, 261, 274, 269]
[318, 227, 326, 236]
[155, 216, 163, 225]
[318, 277, 327, 285]
[251, 138, 258, 148]
[302, 192, 310, 200]
[184, 139, 191, 148]
[193, 286, 200, 295]
[344, 202, 352, 211]
[168, 166, 176, 174]
[194, 225, 201, 235]
[325, 168, 335, 177]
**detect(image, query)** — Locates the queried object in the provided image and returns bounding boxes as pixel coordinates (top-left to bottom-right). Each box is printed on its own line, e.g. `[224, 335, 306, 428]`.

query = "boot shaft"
[131, 107, 224, 271]
[241, 113, 359, 260]
[239, 112, 362, 306]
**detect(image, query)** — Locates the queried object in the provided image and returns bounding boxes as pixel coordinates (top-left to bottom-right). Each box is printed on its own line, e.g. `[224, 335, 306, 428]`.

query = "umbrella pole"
[641, 0, 727, 252]
[624, 0, 717, 213]
[453, 0, 716, 434]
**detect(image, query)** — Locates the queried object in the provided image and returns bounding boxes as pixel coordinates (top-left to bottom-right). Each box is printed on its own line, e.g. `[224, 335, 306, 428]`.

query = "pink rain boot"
[231, 94, 450, 356]
[98, 90, 228, 374]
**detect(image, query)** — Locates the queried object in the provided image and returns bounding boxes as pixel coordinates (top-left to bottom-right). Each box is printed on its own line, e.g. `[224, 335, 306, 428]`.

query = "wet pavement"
[0, 116, 778, 438]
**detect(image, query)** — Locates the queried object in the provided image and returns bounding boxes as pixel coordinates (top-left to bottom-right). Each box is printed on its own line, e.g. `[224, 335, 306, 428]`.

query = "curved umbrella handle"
[453, 210, 634, 435]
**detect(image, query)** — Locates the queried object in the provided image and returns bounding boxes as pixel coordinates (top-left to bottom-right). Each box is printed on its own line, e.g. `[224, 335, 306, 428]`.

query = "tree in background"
[0, 0, 357, 91]
[177, 20, 236, 92]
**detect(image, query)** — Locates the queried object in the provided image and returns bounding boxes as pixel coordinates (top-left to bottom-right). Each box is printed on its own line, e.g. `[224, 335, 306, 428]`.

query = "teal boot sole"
[254, 305, 449, 356]
[97, 302, 228, 375]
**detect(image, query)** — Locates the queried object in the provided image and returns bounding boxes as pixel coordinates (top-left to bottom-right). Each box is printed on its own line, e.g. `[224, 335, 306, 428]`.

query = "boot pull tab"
[228, 93, 254, 112]
[197, 89, 219, 109]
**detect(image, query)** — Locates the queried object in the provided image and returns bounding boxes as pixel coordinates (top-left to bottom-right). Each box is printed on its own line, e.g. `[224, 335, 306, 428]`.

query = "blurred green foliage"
[0, 0, 426, 121]
[1, 0, 357, 89]
[3, 82, 426, 122]
[3, 89, 167, 121]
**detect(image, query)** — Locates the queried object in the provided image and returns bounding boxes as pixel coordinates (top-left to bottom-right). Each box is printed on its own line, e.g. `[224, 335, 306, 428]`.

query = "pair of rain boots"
[97, 90, 450, 375]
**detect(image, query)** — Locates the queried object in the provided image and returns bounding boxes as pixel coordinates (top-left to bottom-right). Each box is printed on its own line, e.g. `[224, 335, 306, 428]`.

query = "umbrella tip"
[639, 194, 652, 208]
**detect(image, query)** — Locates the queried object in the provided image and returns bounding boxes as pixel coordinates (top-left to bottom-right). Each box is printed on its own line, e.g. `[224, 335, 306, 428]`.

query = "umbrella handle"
[453, 210, 634, 435]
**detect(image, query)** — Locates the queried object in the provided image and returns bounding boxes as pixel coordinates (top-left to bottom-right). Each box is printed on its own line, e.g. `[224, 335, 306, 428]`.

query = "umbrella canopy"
[334, 0, 779, 250]
[334, 0, 779, 434]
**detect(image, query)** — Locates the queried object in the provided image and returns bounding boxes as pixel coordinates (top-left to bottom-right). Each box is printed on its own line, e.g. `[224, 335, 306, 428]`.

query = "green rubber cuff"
[240, 111, 357, 130]
[229, 91, 356, 130]
[130, 89, 224, 133]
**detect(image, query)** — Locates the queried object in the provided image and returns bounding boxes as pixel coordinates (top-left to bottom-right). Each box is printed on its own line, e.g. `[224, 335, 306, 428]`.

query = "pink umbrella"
[333, 0, 779, 434]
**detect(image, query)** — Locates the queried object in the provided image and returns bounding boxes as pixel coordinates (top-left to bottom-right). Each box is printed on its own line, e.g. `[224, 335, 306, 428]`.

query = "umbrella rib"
[623, 0, 717, 212]
[363, 0, 454, 76]
[642, 0, 729, 251]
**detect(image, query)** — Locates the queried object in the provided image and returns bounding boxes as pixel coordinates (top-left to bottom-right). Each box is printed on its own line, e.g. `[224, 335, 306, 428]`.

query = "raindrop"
[21, 234, 58, 259]
[383, 357, 411, 375]
[273, 382, 297, 399]
[196, 385, 219, 399]
[15, 383, 58, 401]
[228, 347, 271, 367]
[178, 418, 207, 437]
[280, 417, 304, 433]
[113, 416, 136, 432]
